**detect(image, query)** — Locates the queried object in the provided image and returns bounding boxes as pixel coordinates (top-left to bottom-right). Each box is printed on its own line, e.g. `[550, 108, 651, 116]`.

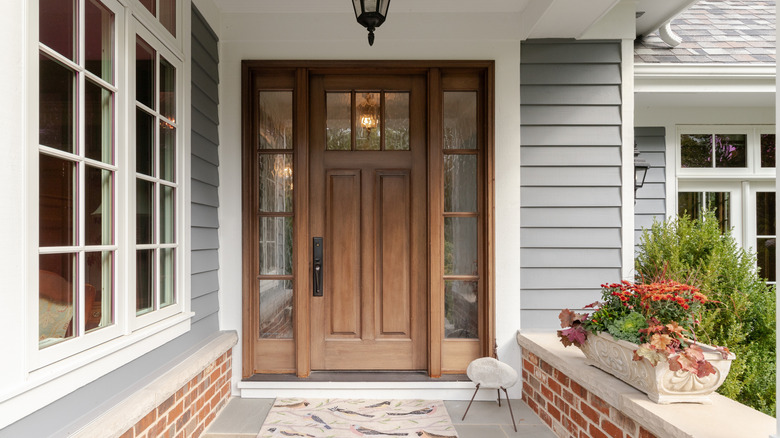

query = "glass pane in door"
[355, 92, 380, 151]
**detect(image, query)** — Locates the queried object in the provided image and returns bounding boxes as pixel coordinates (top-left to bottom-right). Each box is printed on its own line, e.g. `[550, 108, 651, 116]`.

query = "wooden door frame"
[241, 61, 495, 379]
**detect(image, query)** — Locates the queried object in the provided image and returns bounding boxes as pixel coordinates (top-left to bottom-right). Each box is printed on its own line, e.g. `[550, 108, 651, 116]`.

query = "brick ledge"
[517, 331, 775, 438]
[75, 330, 238, 438]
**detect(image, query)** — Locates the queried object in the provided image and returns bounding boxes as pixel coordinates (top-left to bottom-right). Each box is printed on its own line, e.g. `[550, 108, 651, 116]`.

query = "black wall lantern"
[353, 0, 390, 46]
[634, 145, 650, 196]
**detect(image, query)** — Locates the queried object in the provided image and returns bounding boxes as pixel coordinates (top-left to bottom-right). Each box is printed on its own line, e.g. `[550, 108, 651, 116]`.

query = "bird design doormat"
[258, 398, 458, 438]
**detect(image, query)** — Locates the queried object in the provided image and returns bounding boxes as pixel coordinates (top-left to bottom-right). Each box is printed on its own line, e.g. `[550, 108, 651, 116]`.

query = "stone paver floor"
[204, 397, 555, 438]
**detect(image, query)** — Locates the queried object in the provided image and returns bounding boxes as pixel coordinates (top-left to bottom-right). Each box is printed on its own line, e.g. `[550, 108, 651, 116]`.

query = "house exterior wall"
[519, 40, 625, 330]
[0, 6, 222, 436]
[634, 127, 666, 251]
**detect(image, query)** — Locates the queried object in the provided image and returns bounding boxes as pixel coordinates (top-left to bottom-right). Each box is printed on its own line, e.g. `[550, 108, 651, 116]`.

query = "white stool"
[461, 357, 518, 432]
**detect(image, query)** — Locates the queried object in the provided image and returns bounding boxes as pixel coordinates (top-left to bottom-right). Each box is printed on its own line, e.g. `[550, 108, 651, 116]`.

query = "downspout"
[658, 20, 682, 47]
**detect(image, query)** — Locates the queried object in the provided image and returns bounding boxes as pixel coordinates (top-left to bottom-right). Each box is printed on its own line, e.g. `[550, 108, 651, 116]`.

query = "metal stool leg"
[502, 387, 517, 432]
[461, 383, 481, 421]
[497, 388, 501, 406]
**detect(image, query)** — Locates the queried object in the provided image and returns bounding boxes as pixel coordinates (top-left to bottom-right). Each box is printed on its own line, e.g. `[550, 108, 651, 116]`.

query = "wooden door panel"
[325, 170, 362, 337]
[377, 170, 411, 337]
[310, 74, 427, 370]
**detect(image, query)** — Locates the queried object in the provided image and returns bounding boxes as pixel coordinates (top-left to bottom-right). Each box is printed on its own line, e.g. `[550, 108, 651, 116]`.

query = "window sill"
[0, 312, 193, 429]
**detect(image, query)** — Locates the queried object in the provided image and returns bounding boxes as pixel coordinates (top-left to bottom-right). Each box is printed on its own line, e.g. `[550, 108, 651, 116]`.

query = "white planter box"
[578, 332, 735, 404]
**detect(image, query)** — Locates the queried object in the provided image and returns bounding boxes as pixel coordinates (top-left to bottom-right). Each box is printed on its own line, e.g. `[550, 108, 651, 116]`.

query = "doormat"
[258, 398, 458, 438]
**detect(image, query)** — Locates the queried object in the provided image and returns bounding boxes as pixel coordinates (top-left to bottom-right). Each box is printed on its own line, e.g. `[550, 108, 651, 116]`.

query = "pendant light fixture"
[352, 0, 390, 46]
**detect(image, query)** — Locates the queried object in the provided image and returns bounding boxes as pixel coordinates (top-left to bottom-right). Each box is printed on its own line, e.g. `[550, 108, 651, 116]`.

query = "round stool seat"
[466, 357, 518, 389]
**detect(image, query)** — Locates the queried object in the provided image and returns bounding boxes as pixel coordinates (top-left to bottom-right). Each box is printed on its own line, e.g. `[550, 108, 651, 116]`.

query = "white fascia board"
[635, 64, 777, 94]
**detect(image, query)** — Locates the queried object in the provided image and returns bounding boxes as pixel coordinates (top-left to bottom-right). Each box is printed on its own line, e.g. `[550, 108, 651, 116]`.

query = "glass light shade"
[352, 0, 391, 46]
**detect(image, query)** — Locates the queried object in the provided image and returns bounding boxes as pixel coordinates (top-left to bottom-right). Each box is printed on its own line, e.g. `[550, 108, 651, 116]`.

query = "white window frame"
[674, 125, 776, 280]
[0, 0, 192, 429]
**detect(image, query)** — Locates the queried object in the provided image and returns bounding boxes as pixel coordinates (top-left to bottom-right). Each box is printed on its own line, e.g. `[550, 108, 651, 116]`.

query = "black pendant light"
[352, 0, 390, 46]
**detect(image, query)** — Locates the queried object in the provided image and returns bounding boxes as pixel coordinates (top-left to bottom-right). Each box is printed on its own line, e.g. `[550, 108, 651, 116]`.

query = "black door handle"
[313, 237, 323, 297]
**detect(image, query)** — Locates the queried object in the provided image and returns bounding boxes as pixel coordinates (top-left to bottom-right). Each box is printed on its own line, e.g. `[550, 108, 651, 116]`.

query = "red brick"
[533, 390, 546, 408]
[601, 418, 623, 438]
[639, 427, 659, 438]
[548, 403, 561, 422]
[175, 409, 192, 430]
[548, 378, 562, 395]
[168, 401, 184, 422]
[193, 423, 205, 438]
[157, 394, 176, 416]
[523, 359, 536, 373]
[569, 410, 588, 430]
[581, 403, 600, 424]
[570, 381, 588, 399]
[148, 419, 168, 438]
[562, 389, 578, 410]
[589, 423, 609, 438]
[554, 369, 570, 386]
[539, 410, 552, 427]
[527, 352, 539, 365]
[526, 396, 539, 414]
[589, 393, 610, 416]
[118, 428, 135, 438]
[134, 409, 157, 434]
[175, 387, 187, 399]
[539, 359, 553, 376]
[541, 385, 554, 402]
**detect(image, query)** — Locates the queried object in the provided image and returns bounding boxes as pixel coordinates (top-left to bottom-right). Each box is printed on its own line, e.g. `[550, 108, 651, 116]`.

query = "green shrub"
[635, 212, 776, 416]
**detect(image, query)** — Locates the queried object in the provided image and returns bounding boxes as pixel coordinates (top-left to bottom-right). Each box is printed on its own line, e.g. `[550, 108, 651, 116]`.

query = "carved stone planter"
[578, 332, 735, 404]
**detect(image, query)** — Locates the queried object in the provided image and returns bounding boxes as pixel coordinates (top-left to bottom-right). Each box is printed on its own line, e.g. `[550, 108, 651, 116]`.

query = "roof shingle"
[634, 0, 776, 63]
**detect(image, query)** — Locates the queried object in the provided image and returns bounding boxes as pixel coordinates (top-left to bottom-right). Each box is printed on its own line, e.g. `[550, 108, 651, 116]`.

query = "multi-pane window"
[36, 0, 183, 359]
[676, 127, 775, 284]
[257, 91, 294, 339]
[442, 91, 479, 339]
[38, 0, 117, 348]
[135, 34, 178, 316]
[138, 0, 177, 36]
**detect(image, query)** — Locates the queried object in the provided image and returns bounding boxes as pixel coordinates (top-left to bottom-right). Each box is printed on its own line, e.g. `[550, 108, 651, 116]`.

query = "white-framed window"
[675, 125, 775, 283]
[0, 0, 191, 426]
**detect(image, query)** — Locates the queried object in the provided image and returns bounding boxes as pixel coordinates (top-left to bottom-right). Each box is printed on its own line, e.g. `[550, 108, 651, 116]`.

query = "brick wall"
[521, 349, 658, 438]
[118, 350, 232, 438]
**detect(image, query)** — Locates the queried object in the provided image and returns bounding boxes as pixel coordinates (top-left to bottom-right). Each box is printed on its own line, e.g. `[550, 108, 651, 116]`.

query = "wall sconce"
[634, 145, 650, 195]
[352, 0, 390, 46]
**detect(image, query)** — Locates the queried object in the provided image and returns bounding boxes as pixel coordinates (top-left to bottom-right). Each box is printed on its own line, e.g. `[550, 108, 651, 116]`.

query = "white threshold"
[237, 380, 493, 401]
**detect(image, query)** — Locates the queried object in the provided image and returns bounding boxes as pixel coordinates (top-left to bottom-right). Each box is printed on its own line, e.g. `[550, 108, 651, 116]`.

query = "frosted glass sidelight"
[259, 217, 293, 275]
[444, 217, 478, 276]
[444, 280, 478, 339]
[443, 92, 477, 150]
[259, 279, 294, 339]
[258, 154, 293, 213]
[444, 155, 477, 212]
[258, 91, 293, 150]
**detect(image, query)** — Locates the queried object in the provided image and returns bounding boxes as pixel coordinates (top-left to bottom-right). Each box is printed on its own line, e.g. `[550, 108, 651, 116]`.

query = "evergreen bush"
[635, 212, 776, 416]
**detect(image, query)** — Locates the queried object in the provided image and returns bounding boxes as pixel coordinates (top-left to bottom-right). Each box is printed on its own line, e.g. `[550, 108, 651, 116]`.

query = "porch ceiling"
[208, 0, 693, 40]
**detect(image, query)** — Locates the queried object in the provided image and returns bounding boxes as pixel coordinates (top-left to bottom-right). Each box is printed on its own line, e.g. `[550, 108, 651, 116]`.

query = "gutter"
[634, 64, 777, 93]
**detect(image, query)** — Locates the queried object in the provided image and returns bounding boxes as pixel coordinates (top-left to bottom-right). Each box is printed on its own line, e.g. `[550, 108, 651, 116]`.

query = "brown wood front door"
[309, 74, 428, 370]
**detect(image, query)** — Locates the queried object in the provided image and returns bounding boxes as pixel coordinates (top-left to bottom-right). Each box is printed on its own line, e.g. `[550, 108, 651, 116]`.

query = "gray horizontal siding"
[189, 5, 221, 332]
[634, 127, 666, 254]
[520, 39, 624, 331]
